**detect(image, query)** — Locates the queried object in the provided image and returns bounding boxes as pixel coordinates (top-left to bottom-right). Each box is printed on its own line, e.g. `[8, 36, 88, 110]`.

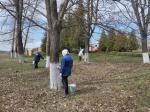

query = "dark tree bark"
[14, 0, 24, 62]
[45, 30, 50, 68]
[46, 31, 50, 57]
[45, 0, 51, 68]
[131, 0, 149, 52]
[84, 0, 99, 62]
[141, 31, 148, 52]
[45, 0, 69, 89]
[130, 0, 150, 63]
[11, 19, 16, 58]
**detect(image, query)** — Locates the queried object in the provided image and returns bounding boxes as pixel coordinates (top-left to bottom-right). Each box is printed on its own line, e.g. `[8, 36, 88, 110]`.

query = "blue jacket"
[33, 53, 43, 63]
[60, 54, 73, 76]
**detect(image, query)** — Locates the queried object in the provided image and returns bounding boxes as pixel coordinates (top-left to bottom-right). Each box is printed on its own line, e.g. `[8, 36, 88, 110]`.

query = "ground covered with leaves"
[0, 53, 150, 112]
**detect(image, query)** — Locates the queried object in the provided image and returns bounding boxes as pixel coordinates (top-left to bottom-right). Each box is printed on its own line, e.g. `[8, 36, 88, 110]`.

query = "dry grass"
[0, 52, 9, 60]
[0, 54, 150, 112]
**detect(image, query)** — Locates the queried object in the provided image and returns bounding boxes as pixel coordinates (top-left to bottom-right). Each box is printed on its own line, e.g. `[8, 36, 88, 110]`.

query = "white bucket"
[68, 84, 76, 93]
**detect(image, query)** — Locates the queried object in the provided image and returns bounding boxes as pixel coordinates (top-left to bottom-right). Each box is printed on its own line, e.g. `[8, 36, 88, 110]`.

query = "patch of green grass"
[70, 53, 78, 62]
[89, 52, 142, 63]
[25, 52, 143, 64]
[112, 51, 142, 57]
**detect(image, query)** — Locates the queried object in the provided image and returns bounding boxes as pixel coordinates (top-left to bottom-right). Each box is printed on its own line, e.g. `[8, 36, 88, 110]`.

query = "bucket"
[68, 84, 76, 93]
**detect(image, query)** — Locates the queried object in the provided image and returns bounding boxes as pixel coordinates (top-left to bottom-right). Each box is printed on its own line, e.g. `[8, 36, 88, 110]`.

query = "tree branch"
[58, 0, 69, 25]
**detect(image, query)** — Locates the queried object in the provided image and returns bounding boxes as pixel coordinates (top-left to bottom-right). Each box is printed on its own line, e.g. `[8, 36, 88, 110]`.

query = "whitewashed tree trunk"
[46, 56, 50, 68]
[10, 52, 13, 58]
[45, 0, 69, 90]
[130, 1, 150, 64]
[142, 52, 150, 63]
[15, 0, 24, 63]
[84, 53, 89, 62]
[11, 19, 16, 59]
[18, 54, 24, 63]
[50, 63, 62, 90]
[14, 52, 18, 58]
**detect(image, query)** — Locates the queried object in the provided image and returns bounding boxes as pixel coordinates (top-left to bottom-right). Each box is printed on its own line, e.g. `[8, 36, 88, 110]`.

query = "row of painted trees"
[99, 30, 139, 52]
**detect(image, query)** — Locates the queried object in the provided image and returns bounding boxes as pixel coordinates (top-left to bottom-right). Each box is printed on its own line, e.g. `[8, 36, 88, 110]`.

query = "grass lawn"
[0, 52, 149, 112]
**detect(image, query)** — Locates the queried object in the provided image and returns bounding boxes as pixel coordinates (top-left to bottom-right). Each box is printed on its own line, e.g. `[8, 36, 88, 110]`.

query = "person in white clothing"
[78, 49, 84, 61]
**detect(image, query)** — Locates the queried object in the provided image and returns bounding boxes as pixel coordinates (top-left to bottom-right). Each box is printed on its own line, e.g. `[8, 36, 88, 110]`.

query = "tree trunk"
[84, 0, 92, 63]
[11, 34, 15, 58]
[16, 0, 24, 63]
[46, 0, 61, 90]
[45, 0, 69, 90]
[46, 31, 50, 68]
[14, 37, 18, 58]
[49, 24, 62, 90]
[45, 0, 51, 68]
[131, 0, 150, 63]
[141, 33, 149, 63]
[11, 18, 17, 58]
[50, 63, 62, 89]
[84, 37, 89, 62]
[141, 35, 148, 53]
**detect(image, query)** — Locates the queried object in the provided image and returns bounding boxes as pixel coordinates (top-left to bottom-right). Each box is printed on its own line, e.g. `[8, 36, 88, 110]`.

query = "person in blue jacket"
[60, 49, 73, 97]
[33, 51, 44, 69]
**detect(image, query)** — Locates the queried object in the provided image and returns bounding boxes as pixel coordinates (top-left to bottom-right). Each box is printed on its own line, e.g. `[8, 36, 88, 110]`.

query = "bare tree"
[45, 0, 51, 68]
[45, 30, 50, 68]
[11, 19, 16, 58]
[45, 0, 69, 89]
[13, 0, 24, 63]
[83, 0, 100, 62]
[0, 1, 15, 54]
[0, 0, 46, 57]
[0, 0, 25, 61]
[109, 0, 150, 63]
[131, 0, 150, 63]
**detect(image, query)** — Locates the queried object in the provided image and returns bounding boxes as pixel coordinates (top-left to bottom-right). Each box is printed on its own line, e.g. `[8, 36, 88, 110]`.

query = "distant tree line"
[99, 30, 139, 52]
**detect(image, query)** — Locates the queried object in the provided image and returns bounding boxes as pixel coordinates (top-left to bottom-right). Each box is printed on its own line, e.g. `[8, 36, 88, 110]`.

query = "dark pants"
[79, 56, 82, 61]
[34, 61, 39, 68]
[62, 76, 69, 95]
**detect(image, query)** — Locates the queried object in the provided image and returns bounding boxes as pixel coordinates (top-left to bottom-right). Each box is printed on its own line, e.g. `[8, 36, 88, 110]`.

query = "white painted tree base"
[50, 63, 62, 90]
[142, 52, 150, 63]
[18, 54, 24, 63]
[10, 52, 13, 58]
[45, 56, 50, 68]
[84, 53, 89, 62]
[14, 52, 18, 58]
